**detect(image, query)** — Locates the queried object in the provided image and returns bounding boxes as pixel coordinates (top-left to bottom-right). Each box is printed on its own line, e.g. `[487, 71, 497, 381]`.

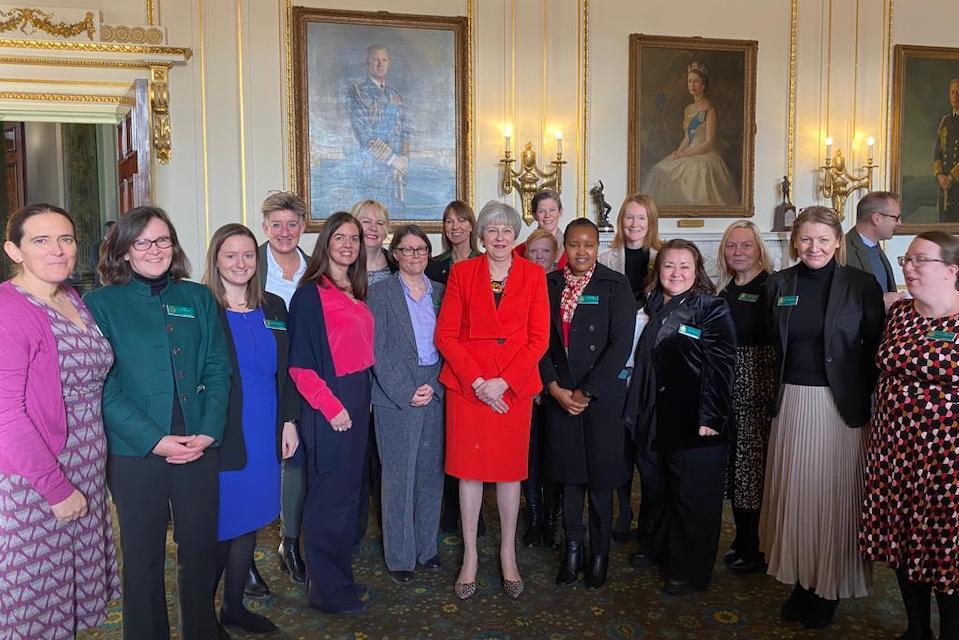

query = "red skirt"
[444, 390, 532, 482]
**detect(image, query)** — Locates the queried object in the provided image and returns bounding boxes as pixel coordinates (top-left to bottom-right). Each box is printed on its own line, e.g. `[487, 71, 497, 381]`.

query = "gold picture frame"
[627, 34, 757, 218]
[291, 7, 472, 232]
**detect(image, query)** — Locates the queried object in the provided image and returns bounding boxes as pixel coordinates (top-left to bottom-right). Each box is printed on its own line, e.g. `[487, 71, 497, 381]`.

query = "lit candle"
[504, 124, 512, 155]
[825, 136, 833, 162]
[555, 130, 563, 156]
[866, 136, 875, 163]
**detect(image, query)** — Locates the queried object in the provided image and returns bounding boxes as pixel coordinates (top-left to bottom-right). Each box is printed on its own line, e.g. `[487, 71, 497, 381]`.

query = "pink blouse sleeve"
[289, 366, 345, 421]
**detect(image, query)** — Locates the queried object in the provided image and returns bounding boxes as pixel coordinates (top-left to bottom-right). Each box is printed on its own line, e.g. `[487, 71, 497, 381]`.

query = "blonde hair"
[525, 228, 559, 266]
[715, 221, 773, 293]
[609, 193, 663, 251]
[789, 206, 846, 265]
[349, 199, 390, 226]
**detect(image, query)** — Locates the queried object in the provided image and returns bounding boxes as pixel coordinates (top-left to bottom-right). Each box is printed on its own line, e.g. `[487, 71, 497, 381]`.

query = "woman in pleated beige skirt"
[760, 207, 885, 630]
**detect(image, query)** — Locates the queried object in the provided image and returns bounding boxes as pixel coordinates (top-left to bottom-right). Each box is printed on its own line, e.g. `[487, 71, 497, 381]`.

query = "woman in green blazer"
[85, 207, 231, 640]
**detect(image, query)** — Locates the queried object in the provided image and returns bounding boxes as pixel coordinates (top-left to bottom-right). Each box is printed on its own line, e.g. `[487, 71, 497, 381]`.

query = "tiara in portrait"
[687, 61, 709, 76]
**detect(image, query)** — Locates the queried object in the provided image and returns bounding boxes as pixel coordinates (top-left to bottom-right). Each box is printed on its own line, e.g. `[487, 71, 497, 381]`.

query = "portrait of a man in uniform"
[292, 8, 470, 231]
[934, 79, 959, 222]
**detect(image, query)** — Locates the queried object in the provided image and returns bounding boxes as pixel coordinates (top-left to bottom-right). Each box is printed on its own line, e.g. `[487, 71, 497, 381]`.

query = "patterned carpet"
[78, 501, 907, 640]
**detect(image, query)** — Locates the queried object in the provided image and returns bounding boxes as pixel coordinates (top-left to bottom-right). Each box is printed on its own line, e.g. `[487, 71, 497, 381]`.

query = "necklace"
[489, 262, 512, 294]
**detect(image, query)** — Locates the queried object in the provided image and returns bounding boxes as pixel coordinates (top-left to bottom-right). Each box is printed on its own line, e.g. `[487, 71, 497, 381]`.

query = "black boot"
[522, 483, 544, 547]
[544, 487, 563, 550]
[936, 589, 959, 640]
[243, 562, 270, 598]
[584, 554, 609, 590]
[278, 536, 306, 583]
[781, 583, 813, 621]
[897, 570, 933, 640]
[803, 593, 839, 629]
[556, 540, 584, 586]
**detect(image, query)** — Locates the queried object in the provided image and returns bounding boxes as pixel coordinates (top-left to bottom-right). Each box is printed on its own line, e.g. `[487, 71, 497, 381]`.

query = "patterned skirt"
[759, 384, 872, 599]
[725, 345, 775, 510]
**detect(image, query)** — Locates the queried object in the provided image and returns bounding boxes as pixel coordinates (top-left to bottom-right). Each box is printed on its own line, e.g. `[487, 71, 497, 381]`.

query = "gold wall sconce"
[500, 126, 566, 225]
[820, 135, 876, 220]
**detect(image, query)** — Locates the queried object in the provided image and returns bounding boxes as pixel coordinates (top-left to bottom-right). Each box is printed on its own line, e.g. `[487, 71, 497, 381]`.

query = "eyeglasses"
[395, 246, 430, 257]
[132, 236, 174, 251]
[879, 213, 902, 222]
[897, 255, 946, 267]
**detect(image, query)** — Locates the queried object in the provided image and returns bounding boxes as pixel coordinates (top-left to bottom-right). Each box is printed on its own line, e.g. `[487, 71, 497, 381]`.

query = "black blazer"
[766, 263, 885, 428]
[539, 264, 636, 488]
[631, 290, 737, 452]
[217, 292, 300, 471]
[257, 242, 309, 290]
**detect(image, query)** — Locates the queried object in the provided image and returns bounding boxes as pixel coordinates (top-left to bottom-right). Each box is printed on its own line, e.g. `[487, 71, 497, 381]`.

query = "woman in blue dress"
[203, 224, 300, 634]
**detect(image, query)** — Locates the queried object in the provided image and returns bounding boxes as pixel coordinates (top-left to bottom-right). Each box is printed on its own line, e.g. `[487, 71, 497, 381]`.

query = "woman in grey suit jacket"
[368, 225, 446, 584]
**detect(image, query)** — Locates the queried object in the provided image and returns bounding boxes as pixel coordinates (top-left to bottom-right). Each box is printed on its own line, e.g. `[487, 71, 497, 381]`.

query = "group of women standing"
[5, 187, 959, 640]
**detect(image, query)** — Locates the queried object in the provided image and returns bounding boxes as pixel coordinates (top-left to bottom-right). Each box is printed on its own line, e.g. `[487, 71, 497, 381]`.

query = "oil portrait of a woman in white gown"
[641, 62, 739, 206]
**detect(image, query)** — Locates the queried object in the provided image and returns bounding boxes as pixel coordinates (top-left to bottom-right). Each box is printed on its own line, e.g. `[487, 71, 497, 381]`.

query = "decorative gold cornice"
[0, 8, 95, 40]
[100, 25, 164, 45]
[0, 38, 191, 59]
[149, 65, 171, 163]
[0, 54, 162, 69]
[787, 0, 798, 191]
[0, 90, 133, 105]
[146, 0, 156, 26]
[0, 76, 130, 87]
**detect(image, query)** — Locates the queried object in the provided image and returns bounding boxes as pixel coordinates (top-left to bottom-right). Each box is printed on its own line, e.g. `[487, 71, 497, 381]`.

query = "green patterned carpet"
[79, 501, 906, 639]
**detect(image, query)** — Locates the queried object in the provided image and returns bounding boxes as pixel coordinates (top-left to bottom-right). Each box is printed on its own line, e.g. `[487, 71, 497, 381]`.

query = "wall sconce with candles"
[820, 135, 877, 221]
[500, 126, 566, 225]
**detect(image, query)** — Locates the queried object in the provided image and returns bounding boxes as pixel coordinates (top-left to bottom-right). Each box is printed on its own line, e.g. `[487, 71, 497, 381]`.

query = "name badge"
[578, 294, 600, 305]
[738, 293, 760, 303]
[927, 330, 957, 342]
[264, 319, 287, 331]
[777, 295, 799, 307]
[678, 324, 701, 340]
[165, 304, 195, 318]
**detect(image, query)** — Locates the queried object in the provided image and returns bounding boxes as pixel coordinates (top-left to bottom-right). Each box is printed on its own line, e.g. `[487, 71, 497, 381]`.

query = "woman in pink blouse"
[287, 211, 374, 615]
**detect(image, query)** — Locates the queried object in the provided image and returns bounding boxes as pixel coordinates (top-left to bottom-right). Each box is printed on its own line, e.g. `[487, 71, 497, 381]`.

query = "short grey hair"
[475, 200, 522, 239]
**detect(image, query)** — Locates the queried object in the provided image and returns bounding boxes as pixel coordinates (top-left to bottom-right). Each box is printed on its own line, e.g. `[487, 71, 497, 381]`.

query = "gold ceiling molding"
[0, 8, 95, 40]
[0, 90, 133, 104]
[100, 25, 164, 45]
[0, 54, 164, 69]
[0, 76, 130, 86]
[0, 37, 191, 58]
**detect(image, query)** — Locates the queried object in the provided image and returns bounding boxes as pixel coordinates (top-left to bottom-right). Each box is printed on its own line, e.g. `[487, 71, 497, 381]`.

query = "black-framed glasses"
[879, 213, 902, 222]
[395, 246, 430, 257]
[132, 236, 174, 251]
[897, 255, 945, 267]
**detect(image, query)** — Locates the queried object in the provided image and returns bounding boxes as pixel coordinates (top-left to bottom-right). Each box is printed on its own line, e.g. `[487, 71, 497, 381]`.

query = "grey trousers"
[373, 398, 444, 572]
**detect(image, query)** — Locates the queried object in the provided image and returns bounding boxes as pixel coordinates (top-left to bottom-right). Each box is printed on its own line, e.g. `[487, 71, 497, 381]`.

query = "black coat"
[539, 264, 636, 488]
[217, 292, 300, 471]
[766, 263, 885, 428]
[629, 290, 737, 452]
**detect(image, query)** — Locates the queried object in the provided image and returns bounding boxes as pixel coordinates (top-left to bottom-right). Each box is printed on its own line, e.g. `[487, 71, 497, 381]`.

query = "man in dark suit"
[844, 191, 903, 311]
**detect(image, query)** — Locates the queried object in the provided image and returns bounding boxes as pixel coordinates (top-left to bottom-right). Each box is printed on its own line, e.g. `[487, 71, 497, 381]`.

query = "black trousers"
[563, 484, 613, 556]
[614, 437, 637, 533]
[108, 452, 219, 640]
[637, 444, 727, 588]
[355, 409, 382, 544]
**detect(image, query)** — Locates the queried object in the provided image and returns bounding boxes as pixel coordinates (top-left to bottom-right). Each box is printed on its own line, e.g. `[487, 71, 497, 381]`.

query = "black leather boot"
[803, 593, 839, 629]
[897, 570, 933, 640]
[781, 583, 813, 621]
[544, 489, 563, 550]
[243, 562, 270, 598]
[278, 536, 307, 584]
[556, 540, 584, 586]
[584, 554, 609, 590]
[936, 589, 959, 640]
[521, 482, 544, 547]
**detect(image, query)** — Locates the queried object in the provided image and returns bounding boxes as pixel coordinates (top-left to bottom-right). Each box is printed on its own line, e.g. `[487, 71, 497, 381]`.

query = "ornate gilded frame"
[889, 44, 959, 234]
[627, 34, 757, 218]
[291, 7, 471, 232]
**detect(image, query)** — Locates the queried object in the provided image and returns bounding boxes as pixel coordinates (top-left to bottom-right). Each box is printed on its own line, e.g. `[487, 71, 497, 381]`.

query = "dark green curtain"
[61, 123, 100, 283]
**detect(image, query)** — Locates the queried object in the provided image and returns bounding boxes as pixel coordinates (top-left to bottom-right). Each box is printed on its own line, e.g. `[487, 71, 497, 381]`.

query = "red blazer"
[436, 254, 550, 402]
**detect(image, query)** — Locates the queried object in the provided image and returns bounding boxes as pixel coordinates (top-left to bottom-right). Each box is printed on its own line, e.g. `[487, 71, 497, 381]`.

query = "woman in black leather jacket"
[625, 238, 737, 596]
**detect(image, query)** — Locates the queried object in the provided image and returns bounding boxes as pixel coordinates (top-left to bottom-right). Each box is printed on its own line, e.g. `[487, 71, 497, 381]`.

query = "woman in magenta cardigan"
[288, 211, 375, 615]
[0, 203, 119, 638]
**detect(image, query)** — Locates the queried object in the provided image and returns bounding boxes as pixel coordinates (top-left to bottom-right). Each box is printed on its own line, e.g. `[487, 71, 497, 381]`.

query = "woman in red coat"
[436, 200, 550, 601]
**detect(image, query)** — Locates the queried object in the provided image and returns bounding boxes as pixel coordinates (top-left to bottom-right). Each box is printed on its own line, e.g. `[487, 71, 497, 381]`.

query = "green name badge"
[777, 295, 799, 307]
[678, 324, 702, 340]
[927, 330, 957, 342]
[165, 304, 195, 318]
[738, 293, 760, 303]
[264, 319, 287, 331]
[578, 294, 600, 305]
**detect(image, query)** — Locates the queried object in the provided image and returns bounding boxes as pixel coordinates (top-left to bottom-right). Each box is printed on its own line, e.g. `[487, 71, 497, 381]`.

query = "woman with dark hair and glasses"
[625, 238, 736, 596]
[368, 224, 446, 584]
[862, 231, 959, 640]
[0, 203, 119, 638]
[287, 211, 374, 614]
[85, 207, 232, 640]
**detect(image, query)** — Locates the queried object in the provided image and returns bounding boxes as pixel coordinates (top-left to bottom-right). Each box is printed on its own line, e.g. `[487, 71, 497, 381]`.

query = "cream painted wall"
[2, 0, 950, 281]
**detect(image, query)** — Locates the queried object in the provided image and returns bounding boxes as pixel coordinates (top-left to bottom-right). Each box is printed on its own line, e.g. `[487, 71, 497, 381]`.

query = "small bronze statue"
[590, 180, 614, 231]
[781, 175, 792, 204]
[774, 175, 798, 231]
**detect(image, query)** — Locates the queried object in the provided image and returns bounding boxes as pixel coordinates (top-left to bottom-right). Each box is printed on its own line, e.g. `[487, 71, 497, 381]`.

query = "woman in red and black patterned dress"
[861, 230, 959, 640]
